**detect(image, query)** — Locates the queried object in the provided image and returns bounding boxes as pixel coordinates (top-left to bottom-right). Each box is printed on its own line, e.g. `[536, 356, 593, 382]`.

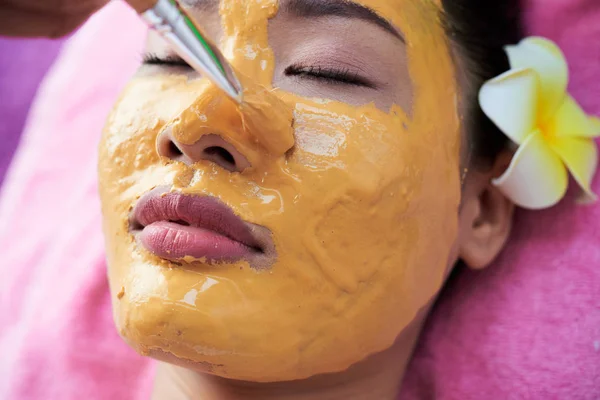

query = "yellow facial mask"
[99, 0, 461, 382]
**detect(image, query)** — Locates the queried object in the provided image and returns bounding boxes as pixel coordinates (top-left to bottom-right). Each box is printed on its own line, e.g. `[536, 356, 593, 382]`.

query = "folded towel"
[0, 3, 153, 399]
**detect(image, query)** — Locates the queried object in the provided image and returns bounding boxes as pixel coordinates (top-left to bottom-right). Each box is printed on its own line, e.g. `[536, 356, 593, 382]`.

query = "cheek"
[288, 99, 460, 297]
[98, 76, 202, 278]
[99, 75, 204, 198]
[239, 95, 462, 380]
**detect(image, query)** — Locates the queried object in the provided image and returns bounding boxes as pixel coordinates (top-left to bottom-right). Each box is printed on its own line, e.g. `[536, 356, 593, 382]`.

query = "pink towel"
[400, 0, 600, 398]
[0, 1, 598, 399]
[0, 3, 154, 399]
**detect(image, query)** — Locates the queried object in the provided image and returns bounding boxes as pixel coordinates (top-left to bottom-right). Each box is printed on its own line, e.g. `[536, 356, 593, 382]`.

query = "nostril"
[158, 133, 250, 171]
[204, 146, 236, 169]
[157, 134, 184, 159]
[169, 141, 183, 157]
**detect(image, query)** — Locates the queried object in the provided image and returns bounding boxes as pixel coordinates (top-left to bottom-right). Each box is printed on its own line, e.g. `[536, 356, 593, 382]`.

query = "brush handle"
[134, 0, 243, 102]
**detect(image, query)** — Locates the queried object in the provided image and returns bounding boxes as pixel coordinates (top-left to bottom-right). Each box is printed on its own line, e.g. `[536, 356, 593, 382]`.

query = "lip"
[131, 187, 272, 265]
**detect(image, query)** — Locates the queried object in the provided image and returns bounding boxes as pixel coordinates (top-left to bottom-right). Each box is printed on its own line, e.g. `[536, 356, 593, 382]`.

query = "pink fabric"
[400, 1, 600, 398]
[0, 3, 154, 399]
[0, 0, 598, 399]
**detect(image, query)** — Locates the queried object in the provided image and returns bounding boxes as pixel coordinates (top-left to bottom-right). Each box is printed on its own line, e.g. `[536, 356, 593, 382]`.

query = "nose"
[157, 131, 251, 173]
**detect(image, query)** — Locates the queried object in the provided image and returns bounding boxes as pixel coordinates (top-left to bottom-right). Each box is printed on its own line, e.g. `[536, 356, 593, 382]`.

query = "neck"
[151, 309, 428, 400]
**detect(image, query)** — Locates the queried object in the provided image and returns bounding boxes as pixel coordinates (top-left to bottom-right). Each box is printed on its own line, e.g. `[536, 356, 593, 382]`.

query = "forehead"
[180, 0, 440, 35]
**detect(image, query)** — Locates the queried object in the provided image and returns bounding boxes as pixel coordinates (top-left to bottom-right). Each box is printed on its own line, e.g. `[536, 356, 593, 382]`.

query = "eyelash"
[142, 54, 372, 88]
[143, 53, 189, 67]
[284, 64, 372, 88]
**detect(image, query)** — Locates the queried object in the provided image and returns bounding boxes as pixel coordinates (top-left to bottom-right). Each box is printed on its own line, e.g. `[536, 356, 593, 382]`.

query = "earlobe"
[459, 156, 515, 270]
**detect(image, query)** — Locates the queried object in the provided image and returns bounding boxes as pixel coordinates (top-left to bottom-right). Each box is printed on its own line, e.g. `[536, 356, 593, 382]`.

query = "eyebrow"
[283, 0, 404, 42]
[184, 0, 404, 42]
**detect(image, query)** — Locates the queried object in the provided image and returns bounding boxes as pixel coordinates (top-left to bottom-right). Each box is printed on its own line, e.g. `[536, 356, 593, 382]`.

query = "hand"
[0, 0, 109, 38]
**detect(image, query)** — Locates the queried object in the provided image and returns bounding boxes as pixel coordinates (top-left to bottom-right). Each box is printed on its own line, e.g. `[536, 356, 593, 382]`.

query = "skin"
[99, 0, 514, 397]
[0, 0, 158, 37]
[0, 0, 109, 37]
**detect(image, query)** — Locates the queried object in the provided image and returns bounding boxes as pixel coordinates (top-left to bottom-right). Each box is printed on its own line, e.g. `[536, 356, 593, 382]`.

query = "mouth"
[130, 187, 273, 266]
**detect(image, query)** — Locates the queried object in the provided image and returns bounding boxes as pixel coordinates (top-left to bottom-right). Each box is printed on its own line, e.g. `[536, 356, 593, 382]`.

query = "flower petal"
[590, 117, 600, 137]
[505, 37, 568, 122]
[479, 68, 538, 145]
[547, 135, 598, 200]
[526, 37, 564, 58]
[547, 95, 600, 138]
[492, 130, 568, 209]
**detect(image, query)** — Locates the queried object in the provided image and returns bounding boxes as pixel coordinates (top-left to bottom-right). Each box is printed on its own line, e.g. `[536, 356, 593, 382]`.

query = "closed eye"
[142, 53, 192, 68]
[143, 54, 375, 89]
[285, 64, 374, 88]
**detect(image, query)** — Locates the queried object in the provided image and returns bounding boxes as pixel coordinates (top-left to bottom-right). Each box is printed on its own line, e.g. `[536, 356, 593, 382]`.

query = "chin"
[111, 292, 289, 382]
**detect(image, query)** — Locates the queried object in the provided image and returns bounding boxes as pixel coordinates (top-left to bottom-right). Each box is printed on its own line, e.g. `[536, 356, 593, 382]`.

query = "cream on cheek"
[98, 0, 460, 382]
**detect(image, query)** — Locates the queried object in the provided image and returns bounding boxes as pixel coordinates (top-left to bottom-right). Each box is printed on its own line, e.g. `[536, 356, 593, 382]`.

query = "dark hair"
[441, 0, 524, 168]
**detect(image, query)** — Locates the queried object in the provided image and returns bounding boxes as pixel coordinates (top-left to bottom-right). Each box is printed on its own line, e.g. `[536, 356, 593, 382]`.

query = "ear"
[458, 153, 515, 270]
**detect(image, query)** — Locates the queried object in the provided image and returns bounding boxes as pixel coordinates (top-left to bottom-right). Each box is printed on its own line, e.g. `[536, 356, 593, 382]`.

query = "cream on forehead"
[99, 0, 460, 381]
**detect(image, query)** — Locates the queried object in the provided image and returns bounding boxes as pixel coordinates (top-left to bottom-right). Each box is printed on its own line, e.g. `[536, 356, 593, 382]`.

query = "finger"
[0, 6, 94, 38]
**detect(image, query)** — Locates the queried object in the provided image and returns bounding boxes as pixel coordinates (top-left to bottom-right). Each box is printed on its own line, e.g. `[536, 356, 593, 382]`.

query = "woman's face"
[99, 0, 461, 382]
